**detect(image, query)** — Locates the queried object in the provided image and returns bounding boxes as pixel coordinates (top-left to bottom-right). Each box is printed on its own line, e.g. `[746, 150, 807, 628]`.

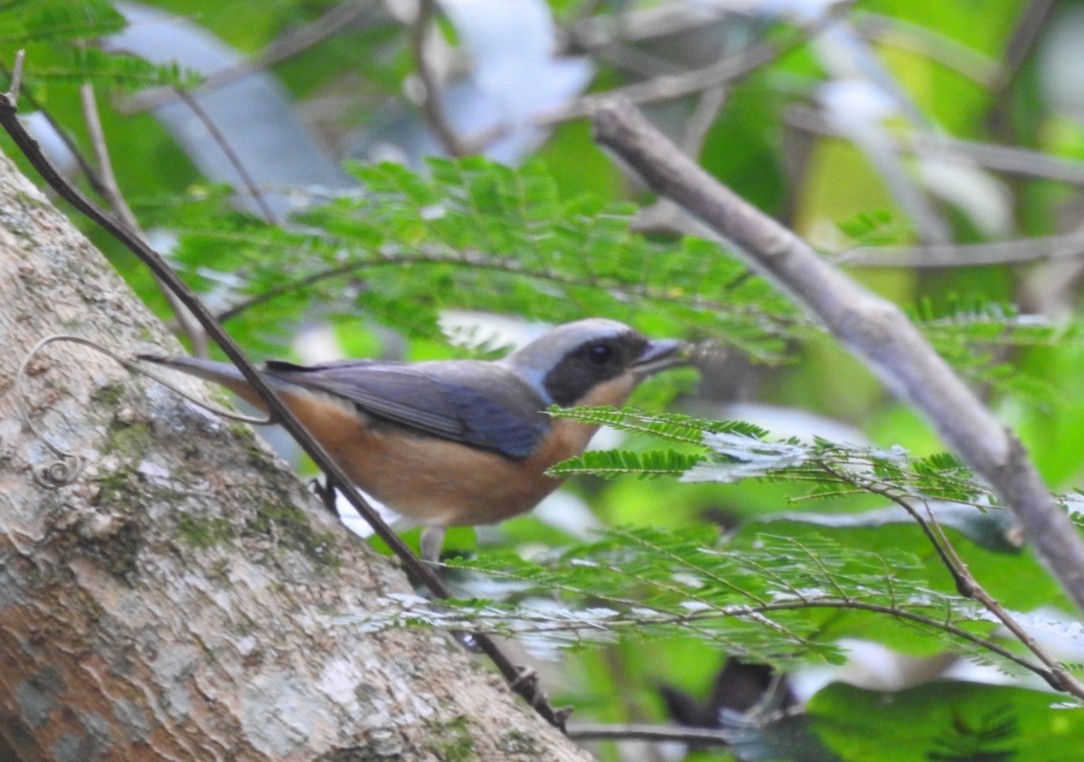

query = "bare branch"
[409, 0, 468, 156]
[854, 13, 999, 85]
[0, 79, 109, 195]
[986, 0, 1057, 134]
[547, 0, 861, 124]
[788, 106, 1084, 187]
[837, 234, 1084, 268]
[567, 2, 736, 53]
[819, 462, 1084, 698]
[80, 83, 210, 358]
[122, 0, 378, 113]
[591, 98, 1084, 613]
[3, 49, 24, 104]
[923, 503, 1084, 696]
[680, 85, 728, 158]
[170, 87, 279, 225]
[567, 720, 773, 746]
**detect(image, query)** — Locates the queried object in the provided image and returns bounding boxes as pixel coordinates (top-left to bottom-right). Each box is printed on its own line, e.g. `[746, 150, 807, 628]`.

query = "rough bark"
[0, 148, 590, 760]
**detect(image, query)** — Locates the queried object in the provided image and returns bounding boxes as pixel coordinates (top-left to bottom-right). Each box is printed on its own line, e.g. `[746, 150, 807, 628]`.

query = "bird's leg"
[510, 667, 538, 691]
[309, 475, 339, 515]
[418, 524, 481, 652]
[420, 525, 446, 564]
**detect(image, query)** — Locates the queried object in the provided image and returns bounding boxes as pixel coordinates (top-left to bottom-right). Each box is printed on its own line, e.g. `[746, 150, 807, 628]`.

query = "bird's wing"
[263, 359, 550, 459]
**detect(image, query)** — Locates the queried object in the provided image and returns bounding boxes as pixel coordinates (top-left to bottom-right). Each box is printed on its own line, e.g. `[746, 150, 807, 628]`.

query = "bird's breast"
[343, 416, 602, 527]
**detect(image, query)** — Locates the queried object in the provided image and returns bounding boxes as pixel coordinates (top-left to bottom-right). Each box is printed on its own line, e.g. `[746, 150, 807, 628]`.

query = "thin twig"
[79, 83, 209, 358]
[0, 58, 567, 731]
[785, 106, 1084, 264]
[986, 0, 1057, 135]
[567, 720, 789, 746]
[923, 504, 1084, 695]
[122, 0, 377, 113]
[817, 463, 966, 590]
[819, 463, 1084, 698]
[836, 233, 1084, 268]
[207, 246, 802, 347]
[564, 2, 700, 80]
[788, 105, 1084, 187]
[680, 85, 727, 158]
[8, 49, 23, 107]
[387, 569, 1050, 678]
[566, 2, 739, 57]
[568, 719, 819, 750]
[3, 81, 108, 196]
[591, 98, 1084, 615]
[409, 0, 468, 156]
[854, 13, 999, 85]
[171, 87, 279, 225]
[546, 0, 861, 124]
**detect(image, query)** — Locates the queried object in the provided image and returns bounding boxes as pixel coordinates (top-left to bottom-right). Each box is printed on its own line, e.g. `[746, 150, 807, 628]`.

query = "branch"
[854, 13, 999, 85]
[836, 234, 1084, 268]
[0, 151, 588, 762]
[121, 0, 376, 113]
[547, 0, 860, 123]
[986, 0, 1057, 135]
[170, 87, 279, 225]
[79, 83, 210, 357]
[365, 576, 1049, 680]
[409, 0, 468, 156]
[923, 502, 1084, 696]
[819, 463, 1084, 698]
[787, 105, 1084, 187]
[0, 61, 108, 196]
[210, 246, 798, 340]
[567, 721, 763, 745]
[591, 98, 1084, 613]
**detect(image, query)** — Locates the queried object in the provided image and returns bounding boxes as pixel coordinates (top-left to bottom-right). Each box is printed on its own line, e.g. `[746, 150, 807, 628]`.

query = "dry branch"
[592, 98, 1084, 612]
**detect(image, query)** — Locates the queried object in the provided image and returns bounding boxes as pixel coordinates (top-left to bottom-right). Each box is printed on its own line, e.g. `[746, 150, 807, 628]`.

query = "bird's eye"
[587, 343, 613, 365]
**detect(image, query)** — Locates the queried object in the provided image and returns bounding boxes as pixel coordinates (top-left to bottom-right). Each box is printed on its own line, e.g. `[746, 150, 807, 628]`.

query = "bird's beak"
[631, 339, 692, 377]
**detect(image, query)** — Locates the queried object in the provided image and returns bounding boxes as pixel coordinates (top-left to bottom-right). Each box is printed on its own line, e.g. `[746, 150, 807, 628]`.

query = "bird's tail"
[137, 354, 249, 386]
[137, 354, 281, 408]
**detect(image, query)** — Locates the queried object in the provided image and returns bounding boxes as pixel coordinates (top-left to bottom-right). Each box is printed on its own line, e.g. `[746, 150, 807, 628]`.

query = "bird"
[139, 318, 690, 560]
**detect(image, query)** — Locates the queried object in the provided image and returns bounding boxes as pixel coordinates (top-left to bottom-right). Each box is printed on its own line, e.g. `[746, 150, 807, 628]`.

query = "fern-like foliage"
[552, 407, 991, 506]
[152, 156, 1075, 411]
[0, 1, 195, 91]
[0, 0, 125, 45]
[926, 704, 1018, 761]
[910, 298, 1076, 405]
[555, 406, 1084, 544]
[342, 408, 1084, 681]
[162, 158, 808, 357]
[349, 526, 1049, 675]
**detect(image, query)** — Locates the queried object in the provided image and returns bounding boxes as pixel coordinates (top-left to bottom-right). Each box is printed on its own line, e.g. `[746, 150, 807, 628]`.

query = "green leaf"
[809, 682, 1084, 762]
[713, 714, 842, 762]
[21, 48, 196, 90]
[0, 0, 124, 46]
[836, 209, 912, 247]
[165, 157, 804, 358]
[551, 409, 997, 513]
[755, 503, 1021, 555]
[548, 448, 704, 479]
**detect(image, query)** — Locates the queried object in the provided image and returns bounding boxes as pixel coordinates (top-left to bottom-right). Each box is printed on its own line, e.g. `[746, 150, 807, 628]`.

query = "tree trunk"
[0, 148, 591, 761]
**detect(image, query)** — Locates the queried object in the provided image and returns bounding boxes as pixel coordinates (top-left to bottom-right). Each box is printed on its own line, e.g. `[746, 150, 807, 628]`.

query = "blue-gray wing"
[263, 359, 550, 459]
